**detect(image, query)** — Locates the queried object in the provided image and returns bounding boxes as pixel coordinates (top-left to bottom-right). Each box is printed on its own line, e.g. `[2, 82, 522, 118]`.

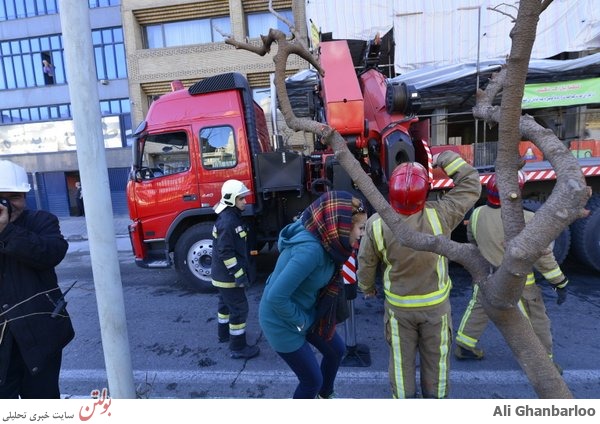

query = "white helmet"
[213, 179, 251, 214]
[0, 160, 31, 192]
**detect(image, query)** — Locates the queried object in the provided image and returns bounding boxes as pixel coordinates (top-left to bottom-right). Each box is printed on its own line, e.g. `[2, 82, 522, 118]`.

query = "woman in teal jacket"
[259, 191, 367, 399]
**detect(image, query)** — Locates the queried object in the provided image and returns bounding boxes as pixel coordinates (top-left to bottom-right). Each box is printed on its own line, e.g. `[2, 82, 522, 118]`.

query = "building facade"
[1, 0, 309, 217]
[122, 0, 308, 127]
[0, 0, 131, 216]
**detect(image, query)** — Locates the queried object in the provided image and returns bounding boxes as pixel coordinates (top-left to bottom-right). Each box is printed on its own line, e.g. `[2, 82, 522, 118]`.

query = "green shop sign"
[522, 77, 600, 109]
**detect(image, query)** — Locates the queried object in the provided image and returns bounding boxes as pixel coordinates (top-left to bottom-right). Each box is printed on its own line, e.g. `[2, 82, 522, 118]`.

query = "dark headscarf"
[300, 191, 354, 265]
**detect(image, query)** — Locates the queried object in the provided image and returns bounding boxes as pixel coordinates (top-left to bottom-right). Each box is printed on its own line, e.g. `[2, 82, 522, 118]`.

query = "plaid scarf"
[300, 191, 354, 266]
[310, 269, 345, 340]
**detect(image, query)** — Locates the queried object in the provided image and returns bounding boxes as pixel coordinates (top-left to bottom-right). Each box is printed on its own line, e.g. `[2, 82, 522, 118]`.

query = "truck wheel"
[174, 222, 217, 293]
[570, 194, 600, 272]
[522, 200, 571, 265]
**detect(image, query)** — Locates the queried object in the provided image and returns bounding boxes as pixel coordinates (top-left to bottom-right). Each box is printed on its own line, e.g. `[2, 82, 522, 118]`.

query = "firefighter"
[357, 151, 481, 399]
[454, 172, 568, 366]
[211, 179, 259, 360]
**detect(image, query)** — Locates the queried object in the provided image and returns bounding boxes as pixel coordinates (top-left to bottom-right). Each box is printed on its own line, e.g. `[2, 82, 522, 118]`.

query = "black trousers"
[0, 333, 62, 399]
[76, 198, 85, 216]
[217, 286, 249, 328]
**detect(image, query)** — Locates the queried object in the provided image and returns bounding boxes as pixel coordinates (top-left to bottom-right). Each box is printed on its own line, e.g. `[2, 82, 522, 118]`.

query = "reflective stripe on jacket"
[211, 207, 250, 288]
[357, 150, 482, 309]
[371, 209, 451, 307]
[468, 205, 565, 286]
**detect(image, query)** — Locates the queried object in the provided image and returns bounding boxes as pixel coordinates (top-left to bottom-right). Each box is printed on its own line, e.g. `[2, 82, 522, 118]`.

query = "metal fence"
[473, 141, 498, 167]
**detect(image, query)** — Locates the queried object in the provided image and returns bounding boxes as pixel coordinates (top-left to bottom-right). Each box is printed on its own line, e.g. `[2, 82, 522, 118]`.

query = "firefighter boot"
[218, 323, 230, 343]
[454, 344, 484, 360]
[229, 334, 260, 360]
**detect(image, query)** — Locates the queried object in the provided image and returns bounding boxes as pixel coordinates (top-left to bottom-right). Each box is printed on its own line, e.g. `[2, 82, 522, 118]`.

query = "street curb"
[60, 368, 600, 399]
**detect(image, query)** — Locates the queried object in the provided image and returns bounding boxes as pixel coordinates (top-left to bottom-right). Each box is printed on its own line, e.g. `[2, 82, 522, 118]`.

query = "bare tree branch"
[488, 4, 519, 21]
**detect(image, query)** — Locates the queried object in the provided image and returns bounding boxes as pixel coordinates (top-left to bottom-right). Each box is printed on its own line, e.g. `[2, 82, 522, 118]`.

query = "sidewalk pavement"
[59, 214, 131, 242]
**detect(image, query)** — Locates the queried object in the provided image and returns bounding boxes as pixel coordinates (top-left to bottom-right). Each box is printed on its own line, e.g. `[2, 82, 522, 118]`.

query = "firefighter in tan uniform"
[357, 151, 481, 398]
[455, 172, 568, 364]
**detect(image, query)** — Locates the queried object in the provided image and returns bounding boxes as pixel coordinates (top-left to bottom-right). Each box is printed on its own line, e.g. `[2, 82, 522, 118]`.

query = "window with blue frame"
[0, 0, 119, 21]
[88, 0, 120, 7]
[1, 103, 69, 123]
[0, 27, 126, 89]
[100, 98, 132, 141]
[0, 0, 58, 21]
[100, 98, 130, 116]
[1, 98, 129, 124]
[93, 27, 127, 80]
[0, 34, 64, 89]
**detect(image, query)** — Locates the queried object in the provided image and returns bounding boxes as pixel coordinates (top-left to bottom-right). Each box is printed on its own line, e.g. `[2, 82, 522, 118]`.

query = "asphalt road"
[55, 238, 600, 399]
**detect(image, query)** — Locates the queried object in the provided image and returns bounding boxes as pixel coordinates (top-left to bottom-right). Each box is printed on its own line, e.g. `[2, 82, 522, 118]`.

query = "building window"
[92, 27, 127, 80]
[0, 28, 126, 90]
[0, 0, 58, 21]
[145, 16, 231, 49]
[1, 98, 130, 124]
[0, 102, 69, 123]
[100, 98, 131, 139]
[0, 1, 119, 21]
[0, 34, 64, 89]
[100, 98, 130, 116]
[88, 0, 120, 7]
[247, 9, 294, 38]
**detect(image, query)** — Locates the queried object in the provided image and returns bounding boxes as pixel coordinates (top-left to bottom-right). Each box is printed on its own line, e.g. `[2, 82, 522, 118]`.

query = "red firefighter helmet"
[486, 171, 526, 206]
[389, 162, 430, 215]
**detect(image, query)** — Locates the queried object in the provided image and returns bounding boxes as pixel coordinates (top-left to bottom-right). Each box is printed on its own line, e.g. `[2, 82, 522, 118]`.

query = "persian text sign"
[522, 78, 600, 109]
[0, 116, 123, 155]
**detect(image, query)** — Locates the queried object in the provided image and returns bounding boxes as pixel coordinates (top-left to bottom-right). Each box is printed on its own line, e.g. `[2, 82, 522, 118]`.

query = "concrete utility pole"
[58, 0, 136, 398]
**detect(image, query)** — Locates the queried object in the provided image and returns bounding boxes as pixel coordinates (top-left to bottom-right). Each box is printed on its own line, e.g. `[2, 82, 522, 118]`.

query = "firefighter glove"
[555, 287, 567, 305]
[235, 273, 250, 288]
[552, 278, 568, 305]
